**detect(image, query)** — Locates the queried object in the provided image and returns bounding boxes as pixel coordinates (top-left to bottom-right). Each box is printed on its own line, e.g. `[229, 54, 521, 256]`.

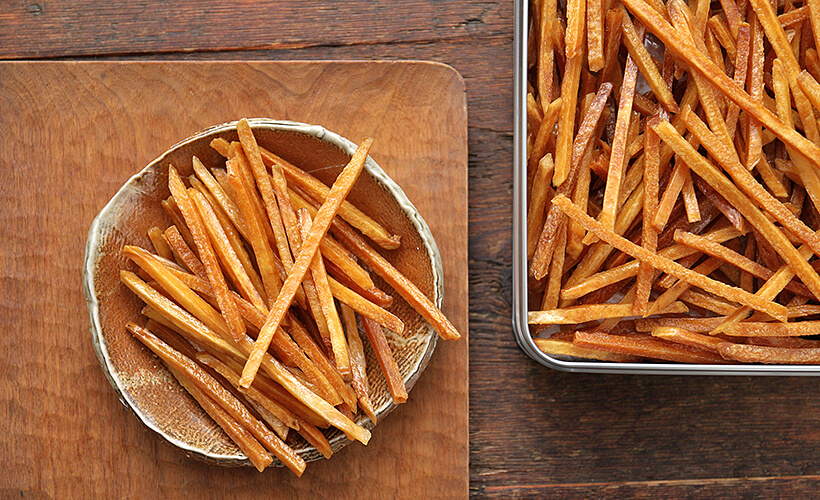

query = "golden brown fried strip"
[717, 343, 820, 364]
[241, 139, 372, 388]
[361, 316, 407, 404]
[127, 323, 305, 475]
[552, 194, 788, 320]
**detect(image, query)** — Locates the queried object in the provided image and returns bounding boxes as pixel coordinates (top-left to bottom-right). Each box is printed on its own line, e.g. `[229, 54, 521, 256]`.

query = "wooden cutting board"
[0, 61, 468, 498]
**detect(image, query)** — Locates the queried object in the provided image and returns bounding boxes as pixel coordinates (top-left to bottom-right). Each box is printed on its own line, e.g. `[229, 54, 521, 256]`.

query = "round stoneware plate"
[83, 118, 442, 467]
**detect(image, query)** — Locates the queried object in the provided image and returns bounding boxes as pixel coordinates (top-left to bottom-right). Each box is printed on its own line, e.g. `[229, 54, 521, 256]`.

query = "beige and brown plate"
[83, 118, 442, 467]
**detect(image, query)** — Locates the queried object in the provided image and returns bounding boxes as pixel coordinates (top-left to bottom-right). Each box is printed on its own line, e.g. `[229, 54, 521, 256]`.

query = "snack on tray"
[526, 0, 820, 364]
[120, 119, 461, 472]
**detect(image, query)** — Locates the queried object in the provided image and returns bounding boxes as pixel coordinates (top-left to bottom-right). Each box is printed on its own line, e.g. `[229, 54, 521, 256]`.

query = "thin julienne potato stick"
[145, 318, 289, 440]
[796, 70, 820, 115]
[599, 55, 638, 233]
[717, 343, 820, 364]
[534, 337, 643, 362]
[196, 353, 300, 431]
[319, 233, 375, 290]
[564, 0, 586, 59]
[164, 225, 207, 278]
[168, 166, 246, 341]
[529, 98, 565, 171]
[542, 220, 568, 310]
[285, 316, 357, 409]
[341, 303, 377, 424]
[810, 0, 820, 55]
[125, 245, 341, 405]
[651, 327, 727, 351]
[527, 153, 555, 260]
[161, 197, 197, 252]
[680, 107, 820, 257]
[189, 176, 267, 306]
[680, 167, 700, 223]
[636, 317, 725, 332]
[327, 276, 404, 334]
[325, 259, 393, 308]
[361, 316, 407, 404]
[193, 156, 250, 241]
[646, 257, 724, 316]
[329, 219, 462, 342]
[126, 323, 306, 475]
[168, 358, 273, 472]
[634, 115, 661, 315]
[147, 227, 174, 261]
[552, 53, 583, 187]
[587, 0, 605, 72]
[725, 22, 751, 138]
[227, 158, 283, 303]
[552, 194, 788, 320]
[620, 13, 678, 112]
[748, 0, 820, 145]
[566, 161, 591, 260]
[241, 138, 372, 389]
[539, 0, 557, 101]
[528, 301, 689, 324]
[189, 189, 267, 314]
[653, 120, 820, 302]
[622, 0, 820, 166]
[298, 209, 351, 380]
[574, 331, 731, 363]
[259, 147, 401, 250]
[124, 279, 243, 363]
[570, 83, 613, 170]
[674, 230, 814, 296]
[653, 159, 688, 232]
[724, 321, 820, 336]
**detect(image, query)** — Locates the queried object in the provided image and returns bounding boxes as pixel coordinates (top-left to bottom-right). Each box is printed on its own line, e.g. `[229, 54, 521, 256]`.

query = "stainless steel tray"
[511, 0, 820, 375]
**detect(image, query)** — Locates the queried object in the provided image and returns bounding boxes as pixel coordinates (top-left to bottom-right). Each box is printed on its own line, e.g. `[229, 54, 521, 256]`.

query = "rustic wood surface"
[3, 0, 820, 498]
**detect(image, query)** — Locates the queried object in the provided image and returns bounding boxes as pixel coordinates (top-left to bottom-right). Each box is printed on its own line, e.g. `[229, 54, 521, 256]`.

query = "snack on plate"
[115, 119, 461, 472]
[526, 0, 820, 363]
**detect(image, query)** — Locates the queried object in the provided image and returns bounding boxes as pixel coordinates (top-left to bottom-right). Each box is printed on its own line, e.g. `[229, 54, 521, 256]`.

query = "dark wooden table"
[4, 1, 820, 498]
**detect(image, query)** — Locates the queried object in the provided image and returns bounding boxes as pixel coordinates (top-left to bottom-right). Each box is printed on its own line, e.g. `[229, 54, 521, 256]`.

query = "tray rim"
[511, 0, 820, 376]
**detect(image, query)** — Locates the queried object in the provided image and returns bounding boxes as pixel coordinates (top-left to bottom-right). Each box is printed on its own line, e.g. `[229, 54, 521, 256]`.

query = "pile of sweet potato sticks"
[121, 119, 460, 473]
[527, 0, 820, 364]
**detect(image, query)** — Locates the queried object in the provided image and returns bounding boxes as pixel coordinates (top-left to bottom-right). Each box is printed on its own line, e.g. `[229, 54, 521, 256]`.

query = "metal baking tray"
[511, 0, 820, 375]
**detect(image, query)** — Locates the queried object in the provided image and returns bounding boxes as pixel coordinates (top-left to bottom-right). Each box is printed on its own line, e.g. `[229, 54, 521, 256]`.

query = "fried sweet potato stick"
[654, 120, 820, 300]
[621, 13, 678, 112]
[574, 331, 730, 363]
[600, 55, 639, 233]
[651, 326, 727, 351]
[298, 209, 351, 379]
[534, 337, 642, 362]
[361, 316, 407, 404]
[553, 53, 584, 187]
[168, 166, 246, 341]
[241, 138, 372, 388]
[127, 323, 306, 475]
[163, 225, 207, 279]
[227, 158, 283, 303]
[529, 301, 688, 324]
[587, 0, 605, 72]
[331, 216, 462, 341]
[680, 107, 820, 256]
[552, 194, 788, 320]
[717, 343, 820, 363]
[189, 190, 267, 313]
[341, 303, 377, 423]
[565, 0, 586, 59]
[259, 147, 401, 250]
[622, 0, 820, 166]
